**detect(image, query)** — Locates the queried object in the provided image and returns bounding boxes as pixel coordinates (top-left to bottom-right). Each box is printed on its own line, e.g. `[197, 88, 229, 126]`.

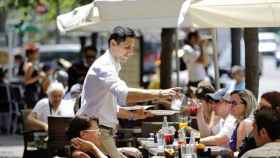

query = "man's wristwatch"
[158, 90, 163, 99]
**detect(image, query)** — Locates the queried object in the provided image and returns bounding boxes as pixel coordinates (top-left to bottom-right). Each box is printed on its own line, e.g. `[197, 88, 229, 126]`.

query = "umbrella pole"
[212, 29, 220, 89]
[175, 28, 180, 87]
[8, 29, 14, 82]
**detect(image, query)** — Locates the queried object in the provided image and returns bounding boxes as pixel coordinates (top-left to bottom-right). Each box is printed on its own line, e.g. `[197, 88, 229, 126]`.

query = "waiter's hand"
[159, 87, 182, 99]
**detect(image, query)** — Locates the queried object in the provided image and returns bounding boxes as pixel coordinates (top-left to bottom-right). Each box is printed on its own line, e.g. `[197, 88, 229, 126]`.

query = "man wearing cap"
[77, 26, 180, 158]
[196, 88, 237, 146]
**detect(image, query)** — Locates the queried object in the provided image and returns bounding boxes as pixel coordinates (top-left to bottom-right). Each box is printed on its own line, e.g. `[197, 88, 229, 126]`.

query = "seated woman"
[259, 91, 280, 112]
[66, 116, 143, 158]
[229, 90, 257, 152]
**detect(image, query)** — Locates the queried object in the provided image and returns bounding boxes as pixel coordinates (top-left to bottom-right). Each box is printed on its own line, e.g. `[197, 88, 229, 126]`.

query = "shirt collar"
[107, 49, 121, 72]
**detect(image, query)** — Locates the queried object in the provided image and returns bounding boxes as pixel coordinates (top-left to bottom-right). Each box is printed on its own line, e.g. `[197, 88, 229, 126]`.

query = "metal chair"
[21, 109, 47, 158]
[48, 116, 73, 158]
[0, 83, 12, 134]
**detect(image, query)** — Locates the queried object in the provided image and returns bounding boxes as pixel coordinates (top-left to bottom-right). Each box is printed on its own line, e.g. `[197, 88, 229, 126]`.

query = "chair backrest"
[0, 83, 11, 112]
[10, 84, 24, 102]
[48, 116, 73, 157]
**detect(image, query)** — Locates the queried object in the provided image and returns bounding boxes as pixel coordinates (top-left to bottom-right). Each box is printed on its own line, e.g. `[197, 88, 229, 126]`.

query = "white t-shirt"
[32, 98, 75, 123]
[211, 114, 237, 139]
[182, 44, 207, 82]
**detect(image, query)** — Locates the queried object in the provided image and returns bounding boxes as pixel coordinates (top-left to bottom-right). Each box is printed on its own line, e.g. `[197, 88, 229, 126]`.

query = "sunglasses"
[228, 99, 246, 106]
[83, 128, 100, 133]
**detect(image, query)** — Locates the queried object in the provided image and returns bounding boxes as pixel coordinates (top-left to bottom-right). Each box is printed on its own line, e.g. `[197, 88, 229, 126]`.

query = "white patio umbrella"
[178, 0, 280, 28]
[57, 0, 185, 33]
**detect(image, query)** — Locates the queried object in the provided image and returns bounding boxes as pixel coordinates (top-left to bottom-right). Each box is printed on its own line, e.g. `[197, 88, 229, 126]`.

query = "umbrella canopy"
[57, 0, 184, 33]
[178, 0, 280, 28]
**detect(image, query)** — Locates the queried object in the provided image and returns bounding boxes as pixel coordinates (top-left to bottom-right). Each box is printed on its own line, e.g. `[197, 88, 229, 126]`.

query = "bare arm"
[126, 88, 159, 104]
[126, 87, 181, 105]
[27, 112, 48, 131]
[200, 134, 229, 146]
[196, 107, 212, 137]
[117, 108, 153, 120]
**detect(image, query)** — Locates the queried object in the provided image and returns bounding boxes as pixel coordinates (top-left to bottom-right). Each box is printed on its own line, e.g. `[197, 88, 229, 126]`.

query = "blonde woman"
[229, 90, 257, 152]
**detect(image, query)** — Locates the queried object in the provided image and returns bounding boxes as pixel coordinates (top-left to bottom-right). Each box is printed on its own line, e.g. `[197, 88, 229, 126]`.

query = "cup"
[179, 116, 189, 129]
[171, 94, 186, 111]
[180, 143, 193, 158]
[157, 132, 164, 147]
[164, 133, 174, 145]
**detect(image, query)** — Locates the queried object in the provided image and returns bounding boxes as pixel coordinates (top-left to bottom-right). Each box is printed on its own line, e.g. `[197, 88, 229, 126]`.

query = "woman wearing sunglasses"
[229, 90, 257, 152]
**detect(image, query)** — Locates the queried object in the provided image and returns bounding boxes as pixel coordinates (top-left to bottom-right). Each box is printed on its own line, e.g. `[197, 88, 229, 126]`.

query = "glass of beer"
[179, 116, 188, 129]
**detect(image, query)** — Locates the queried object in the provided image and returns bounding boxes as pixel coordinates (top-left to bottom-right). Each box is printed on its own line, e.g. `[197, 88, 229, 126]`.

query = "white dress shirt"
[77, 50, 128, 129]
[32, 98, 75, 123]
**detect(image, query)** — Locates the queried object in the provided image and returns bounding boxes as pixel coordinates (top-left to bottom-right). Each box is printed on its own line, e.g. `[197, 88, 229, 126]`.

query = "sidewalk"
[0, 135, 24, 158]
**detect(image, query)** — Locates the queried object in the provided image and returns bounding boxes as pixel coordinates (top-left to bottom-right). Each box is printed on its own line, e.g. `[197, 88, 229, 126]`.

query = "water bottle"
[162, 116, 169, 132]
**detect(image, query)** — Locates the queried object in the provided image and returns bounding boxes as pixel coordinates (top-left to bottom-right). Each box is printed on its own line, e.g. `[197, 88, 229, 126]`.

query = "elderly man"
[77, 26, 180, 158]
[27, 82, 74, 131]
[196, 89, 237, 146]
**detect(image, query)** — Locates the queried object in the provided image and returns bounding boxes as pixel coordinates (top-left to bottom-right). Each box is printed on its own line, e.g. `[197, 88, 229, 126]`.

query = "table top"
[137, 138, 233, 157]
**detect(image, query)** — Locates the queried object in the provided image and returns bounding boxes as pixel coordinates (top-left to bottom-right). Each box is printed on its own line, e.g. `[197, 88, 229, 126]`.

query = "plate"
[120, 105, 155, 111]
[148, 110, 179, 116]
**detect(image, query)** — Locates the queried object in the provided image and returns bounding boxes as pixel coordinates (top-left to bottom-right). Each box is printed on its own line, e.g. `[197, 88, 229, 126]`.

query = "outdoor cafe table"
[137, 138, 233, 158]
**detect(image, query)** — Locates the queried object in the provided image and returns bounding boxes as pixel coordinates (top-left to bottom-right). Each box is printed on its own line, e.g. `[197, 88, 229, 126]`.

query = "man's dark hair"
[108, 26, 136, 46]
[254, 107, 280, 141]
[66, 116, 98, 140]
[84, 46, 97, 55]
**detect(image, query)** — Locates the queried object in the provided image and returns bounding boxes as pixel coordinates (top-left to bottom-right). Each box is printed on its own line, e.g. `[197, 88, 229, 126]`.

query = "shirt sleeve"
[182, 44, 201, 63]
[32, 99, 45, 115]
[94, 66, 128, 106]
[217, 115, 237, 139]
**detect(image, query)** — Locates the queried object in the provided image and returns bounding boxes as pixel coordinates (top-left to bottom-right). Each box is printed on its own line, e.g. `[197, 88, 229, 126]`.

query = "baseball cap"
[206, 88, 231, 102]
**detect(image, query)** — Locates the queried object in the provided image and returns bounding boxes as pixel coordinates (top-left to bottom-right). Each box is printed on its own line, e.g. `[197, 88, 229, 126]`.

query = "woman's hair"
[195, 81, 215, 100]
[25, 43, 38, 58]
[66, 116, 98, 140]
[231, 89, 258, 118]
[261, 91, 280, 110]
[47, 82, 65, 96]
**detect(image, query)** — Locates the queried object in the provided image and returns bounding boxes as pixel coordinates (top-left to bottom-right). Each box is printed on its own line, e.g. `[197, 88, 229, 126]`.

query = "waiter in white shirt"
[77, 26, 180, 158]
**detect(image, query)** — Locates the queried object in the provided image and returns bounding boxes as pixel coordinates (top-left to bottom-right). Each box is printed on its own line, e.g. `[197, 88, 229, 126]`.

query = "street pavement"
[0, 135, 23, 158]
[259, 55, 280, 96]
